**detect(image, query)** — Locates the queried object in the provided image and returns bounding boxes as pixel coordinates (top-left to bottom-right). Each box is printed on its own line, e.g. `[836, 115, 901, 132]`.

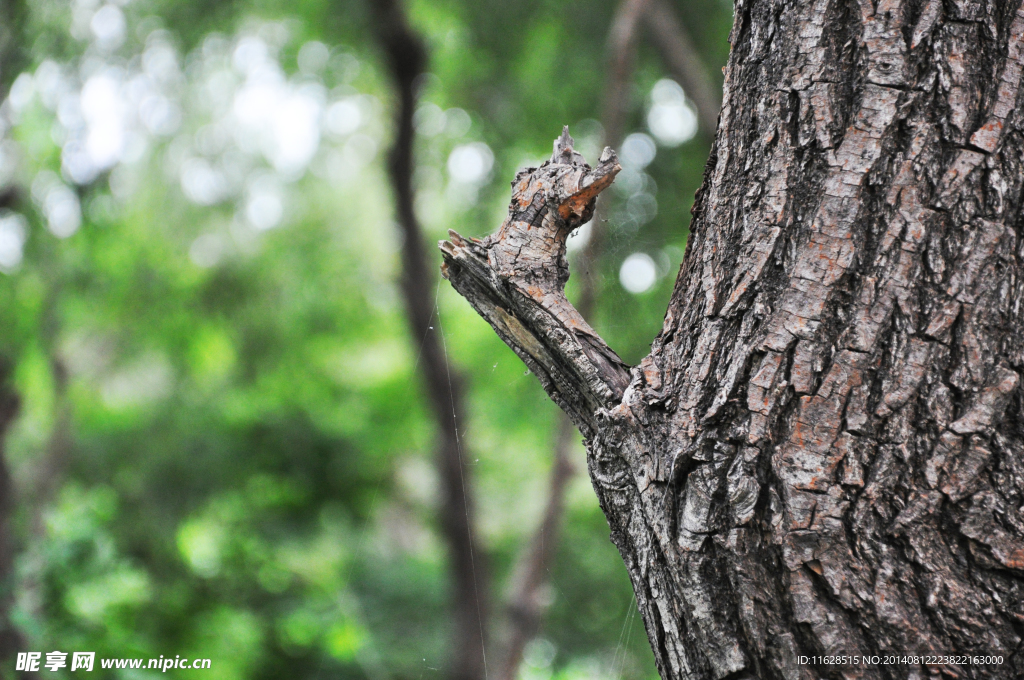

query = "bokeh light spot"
[619, 252, 657, 294]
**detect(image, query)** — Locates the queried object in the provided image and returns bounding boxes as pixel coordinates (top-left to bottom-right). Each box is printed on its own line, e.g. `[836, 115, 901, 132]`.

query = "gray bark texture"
[439, 0, 1024, 676]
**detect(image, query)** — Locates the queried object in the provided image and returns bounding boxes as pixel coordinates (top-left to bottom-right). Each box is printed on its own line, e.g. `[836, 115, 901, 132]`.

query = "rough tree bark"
[440, 0, 1024, 676]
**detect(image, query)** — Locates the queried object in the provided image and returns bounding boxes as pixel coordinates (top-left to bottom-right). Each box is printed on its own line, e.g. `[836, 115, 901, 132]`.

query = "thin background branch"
[577, 0, 651, 321]
[368, 2, 489, 680]
[13, 286, 73, 667]
[495, 417, 575, 680]
[0, 360, 23, 672]
[644, 0, 721, 144]
[0, 0, 29, 667]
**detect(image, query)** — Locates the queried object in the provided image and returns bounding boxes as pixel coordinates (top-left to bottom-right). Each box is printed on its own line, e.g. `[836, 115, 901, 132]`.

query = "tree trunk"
[439, 0, 1024, 676]
[0, 360, 22, 670]
[0, 0, 27, 668]
[368, 3, 490, 679]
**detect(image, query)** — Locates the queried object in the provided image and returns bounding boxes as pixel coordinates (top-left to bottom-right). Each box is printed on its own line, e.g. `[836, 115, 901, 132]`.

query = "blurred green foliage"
[0, 0, 730, 678]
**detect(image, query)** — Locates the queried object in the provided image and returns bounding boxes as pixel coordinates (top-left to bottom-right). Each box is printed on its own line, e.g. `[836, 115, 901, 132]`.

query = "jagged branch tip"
[439, 127, 629, 435]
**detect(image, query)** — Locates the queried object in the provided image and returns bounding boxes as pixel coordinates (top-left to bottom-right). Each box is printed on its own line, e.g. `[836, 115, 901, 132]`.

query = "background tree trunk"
[0, 361, 22, 674]
[440, 0, 1024, 677]
[369, 3, 490, 679]
[0, 0, 28, 669]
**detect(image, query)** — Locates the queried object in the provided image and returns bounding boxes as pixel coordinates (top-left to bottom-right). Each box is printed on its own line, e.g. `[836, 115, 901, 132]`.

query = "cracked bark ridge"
[440, 127, 629, 435]
[442, 0, 1024, 677]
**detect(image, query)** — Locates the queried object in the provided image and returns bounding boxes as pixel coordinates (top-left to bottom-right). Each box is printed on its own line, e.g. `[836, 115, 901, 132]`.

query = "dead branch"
[440, 129, 628, 437]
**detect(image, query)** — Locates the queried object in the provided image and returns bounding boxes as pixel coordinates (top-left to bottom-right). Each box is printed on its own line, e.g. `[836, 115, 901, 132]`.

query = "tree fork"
[440, 0, 1024, 676]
